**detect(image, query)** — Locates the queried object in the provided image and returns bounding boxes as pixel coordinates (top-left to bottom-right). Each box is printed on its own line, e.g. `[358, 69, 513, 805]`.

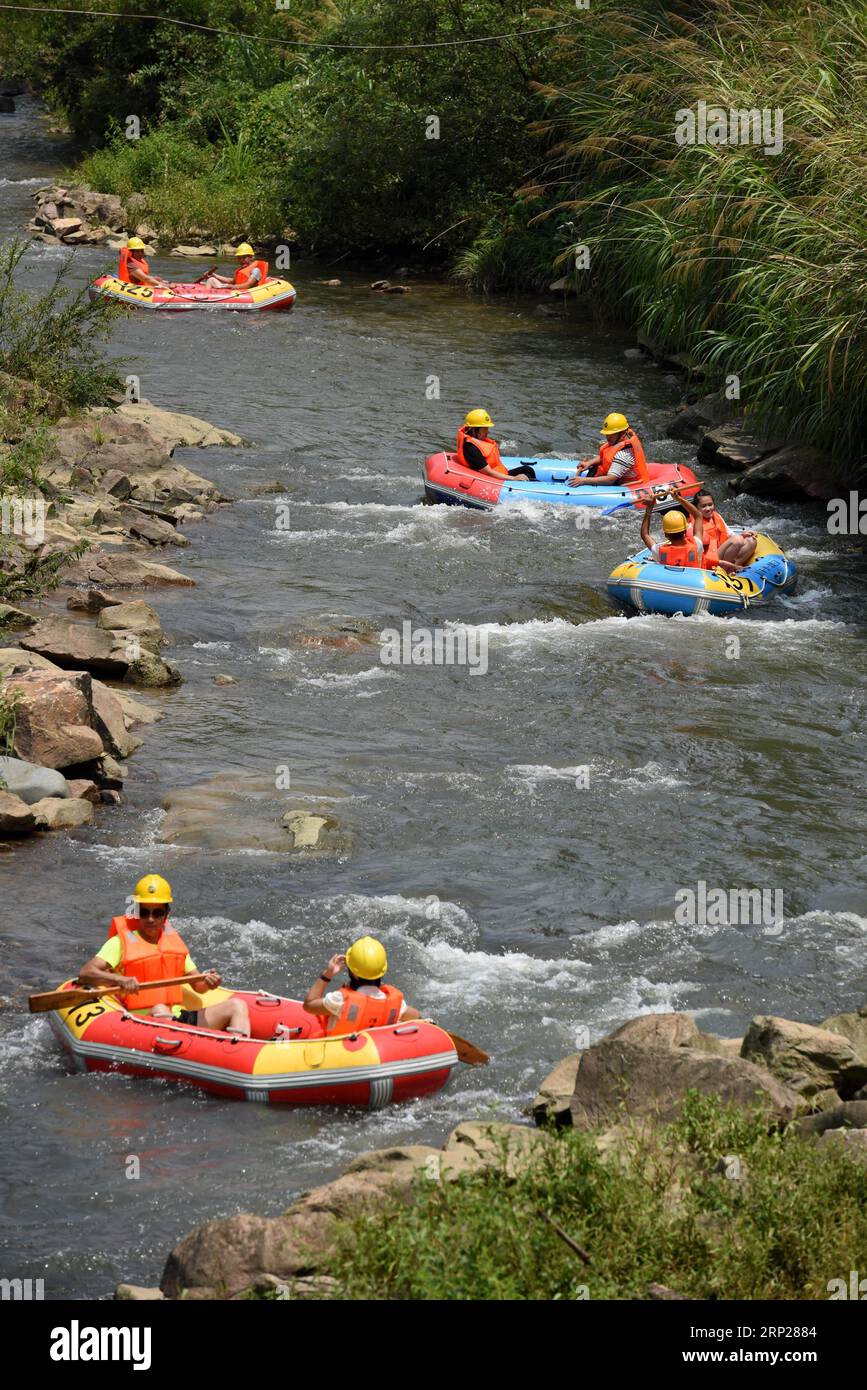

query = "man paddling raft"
[77, 873, 251, 1035]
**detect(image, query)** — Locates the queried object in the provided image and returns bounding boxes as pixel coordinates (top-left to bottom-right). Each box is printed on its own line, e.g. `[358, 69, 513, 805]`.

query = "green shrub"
[0, 240, 122, 412]
[328, 1095, 867, 1300]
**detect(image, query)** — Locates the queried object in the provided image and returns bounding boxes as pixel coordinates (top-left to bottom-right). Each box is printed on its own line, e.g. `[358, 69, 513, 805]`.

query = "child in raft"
[689, 489, 757, 571]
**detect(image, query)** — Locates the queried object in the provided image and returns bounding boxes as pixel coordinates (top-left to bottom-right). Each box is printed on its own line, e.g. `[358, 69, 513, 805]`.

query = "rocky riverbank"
[0, 388, 238, 840]
[661, 385, 851, 505]
[118, 1000, 867, 1301]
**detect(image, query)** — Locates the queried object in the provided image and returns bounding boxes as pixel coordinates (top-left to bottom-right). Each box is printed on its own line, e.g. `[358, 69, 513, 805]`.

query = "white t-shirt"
[323, 983, 408, 1020]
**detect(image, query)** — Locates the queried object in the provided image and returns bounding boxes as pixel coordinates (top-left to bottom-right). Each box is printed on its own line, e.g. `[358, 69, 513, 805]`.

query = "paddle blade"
[446, 1031, 489, 1065]
[29, 986, 109, 1013]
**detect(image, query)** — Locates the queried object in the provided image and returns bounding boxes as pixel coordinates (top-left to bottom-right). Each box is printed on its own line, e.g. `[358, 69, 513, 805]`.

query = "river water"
[2, 98, 866, 1299]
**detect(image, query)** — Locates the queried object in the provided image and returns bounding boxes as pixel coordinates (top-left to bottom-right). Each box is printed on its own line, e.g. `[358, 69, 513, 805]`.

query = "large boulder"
[820, 1005, 867, 1061]
[0, 755, 69, 803]
[90, 680, 139, 757]
[533, 1053, 583, 1127]
[96, 599, 163, 652]
[61, 548, 194, 589]
[51, 416, 171, 479]
[665, 392, 738, 444]
[697, 424, 787, 473]
[733, 445, 842, 502]
[742, 1015, 867, 1099]
[567, 1038, 804, 1130]
[93, 401, 243, 449]
[31, 796, 94, 829]
[20, 616, 130, 678]
[5, 669, 105, 769]
[0, 791, 36, 836]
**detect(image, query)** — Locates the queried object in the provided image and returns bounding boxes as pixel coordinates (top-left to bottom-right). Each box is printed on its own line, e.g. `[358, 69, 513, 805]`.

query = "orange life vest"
[596, 429, 650, 484]
[107, 916, 189, 1010]
[688, 512, 727, 569]
[324, 984, 405, 1036]
[118, 248, 149, 284]
[456, 427, 508, 476]
[658, 536, 701, 568]
[234, 259, 269, 287]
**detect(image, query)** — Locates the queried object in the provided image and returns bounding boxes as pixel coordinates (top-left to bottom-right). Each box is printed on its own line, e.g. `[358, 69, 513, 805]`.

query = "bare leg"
[719, 535, 757, 569]
[197, 997, 251, 1036]
[151, 1004, 173, 1019]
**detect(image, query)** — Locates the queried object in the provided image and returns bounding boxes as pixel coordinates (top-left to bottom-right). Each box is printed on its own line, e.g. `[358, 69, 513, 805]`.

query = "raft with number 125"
[88, 275, 297, 313]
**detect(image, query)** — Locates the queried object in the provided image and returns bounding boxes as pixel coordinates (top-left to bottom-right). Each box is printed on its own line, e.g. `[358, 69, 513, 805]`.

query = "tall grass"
[75, 129, 284, 244]
[510, 0, 867, 459]
[328, 1094, 867, 1300]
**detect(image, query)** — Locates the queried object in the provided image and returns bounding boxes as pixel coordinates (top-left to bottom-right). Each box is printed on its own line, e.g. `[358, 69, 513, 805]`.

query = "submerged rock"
[159, 774, 348, 854]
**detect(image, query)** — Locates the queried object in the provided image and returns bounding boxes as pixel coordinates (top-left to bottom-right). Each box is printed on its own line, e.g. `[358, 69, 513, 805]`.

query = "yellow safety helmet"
[133, 873, 173, 905]
[662, 510, 688, 535]
[345, 936, 388, 981]
[600, 412, 629, 436]
[234, 242, 255, 257]
[126, 236, 146, 251]
[464, 409, 494, 429]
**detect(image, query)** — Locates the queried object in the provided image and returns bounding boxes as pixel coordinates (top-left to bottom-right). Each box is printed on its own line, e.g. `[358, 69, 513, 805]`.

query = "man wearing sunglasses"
[77, 873, 250, 1035]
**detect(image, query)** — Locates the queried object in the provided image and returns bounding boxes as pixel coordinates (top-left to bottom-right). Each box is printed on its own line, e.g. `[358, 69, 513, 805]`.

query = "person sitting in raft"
[456, 410, 535, 480]
[117, 236, 167, 288]
[640, 492, 705, 567]
[77, 873, 251, 1035]
[201, 243, 270, 290]
[302, 936, 420, 1036]
[688, 489, 758, 572]
[567, 412, 651, 488]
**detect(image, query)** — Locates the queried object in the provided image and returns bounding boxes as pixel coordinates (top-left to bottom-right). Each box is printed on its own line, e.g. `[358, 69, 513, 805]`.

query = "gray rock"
[697, 424, 787, 473]
[568, 1038, 804, 1130]
[665, 391, 738, 443]
[796, 1101, 867, 1136]
[741, 1015, 867, 1099]
[733, 445, 845, 502]
[532, 1053, 584, 1127]
[0, 756, 70, 803]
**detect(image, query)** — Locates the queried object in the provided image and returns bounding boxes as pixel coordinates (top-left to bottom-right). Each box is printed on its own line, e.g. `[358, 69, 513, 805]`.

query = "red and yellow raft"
[48, 982, 457, 1109]
[88, 275, 296, 313]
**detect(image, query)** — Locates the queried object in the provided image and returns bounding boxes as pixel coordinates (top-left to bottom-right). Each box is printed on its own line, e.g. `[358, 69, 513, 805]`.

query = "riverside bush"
[329, 1094, 867, 1300]
[0, 240, 122, 412]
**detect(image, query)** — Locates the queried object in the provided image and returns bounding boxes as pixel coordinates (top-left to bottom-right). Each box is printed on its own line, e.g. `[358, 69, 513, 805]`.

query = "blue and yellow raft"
[607, 532, 797, 616]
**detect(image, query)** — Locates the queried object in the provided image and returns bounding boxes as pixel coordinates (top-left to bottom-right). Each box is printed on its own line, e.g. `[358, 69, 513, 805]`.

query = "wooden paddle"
[29, 973, 207, 1014]
[444, 1030, 489, 1065]
[194, 266, 219, 284]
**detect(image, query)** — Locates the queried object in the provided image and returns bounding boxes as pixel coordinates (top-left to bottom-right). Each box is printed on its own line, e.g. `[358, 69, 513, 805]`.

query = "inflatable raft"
[48, 981, 457, 1108]
[607, 532, 797, 615]
[88, 275, 297, 313]
[423, 452, 698, 512]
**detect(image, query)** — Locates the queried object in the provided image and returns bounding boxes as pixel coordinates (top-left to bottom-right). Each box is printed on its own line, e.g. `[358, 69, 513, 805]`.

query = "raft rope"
[0, 5, 580, 51]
